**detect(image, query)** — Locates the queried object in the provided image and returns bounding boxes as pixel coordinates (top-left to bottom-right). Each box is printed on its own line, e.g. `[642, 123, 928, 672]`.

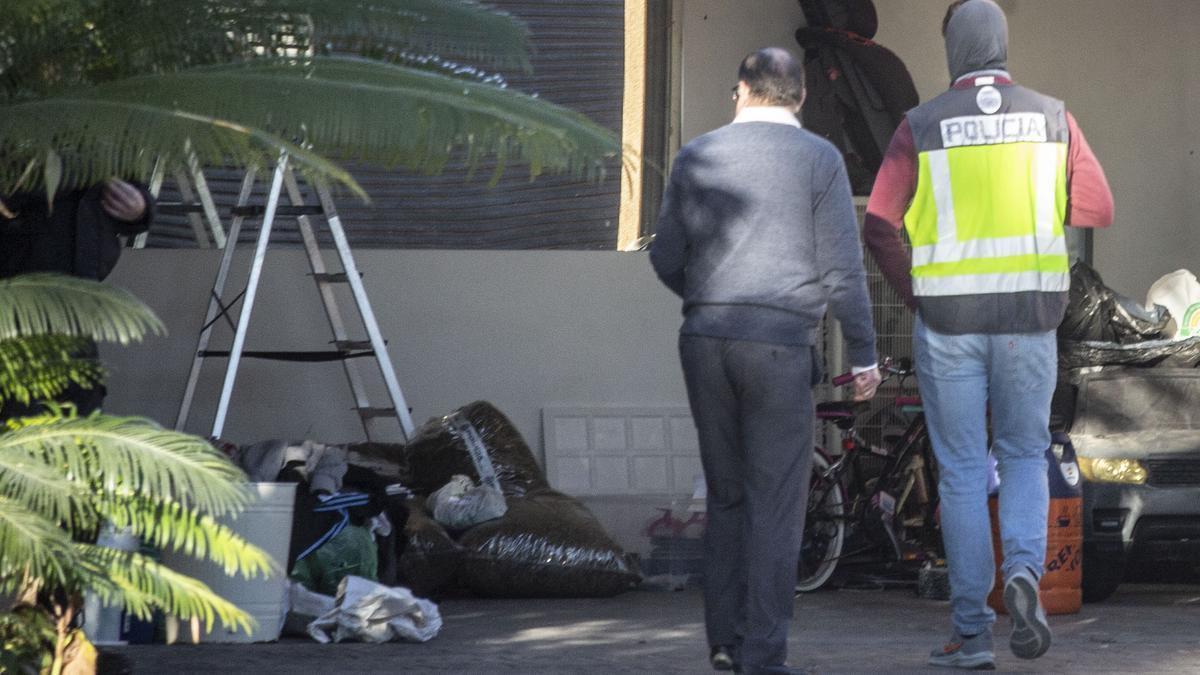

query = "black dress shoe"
[710, 645, 736, 671]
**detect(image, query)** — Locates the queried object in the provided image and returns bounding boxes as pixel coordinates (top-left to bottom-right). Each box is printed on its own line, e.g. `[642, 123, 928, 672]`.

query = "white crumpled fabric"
[427, 474, 507, 530]
[307, 575, 442, 643]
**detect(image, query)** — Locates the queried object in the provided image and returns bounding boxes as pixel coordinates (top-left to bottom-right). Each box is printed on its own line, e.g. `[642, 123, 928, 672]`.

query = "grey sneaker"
[1004, 568, 1052, 659]
[928, 631, 996, 670]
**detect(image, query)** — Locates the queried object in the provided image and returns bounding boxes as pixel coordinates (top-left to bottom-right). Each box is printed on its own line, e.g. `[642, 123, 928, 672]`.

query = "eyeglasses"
[731, 85, 739, 101]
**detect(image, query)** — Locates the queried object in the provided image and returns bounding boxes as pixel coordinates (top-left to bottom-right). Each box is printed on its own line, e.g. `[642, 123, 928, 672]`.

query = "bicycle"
[796, 357, 943, 592]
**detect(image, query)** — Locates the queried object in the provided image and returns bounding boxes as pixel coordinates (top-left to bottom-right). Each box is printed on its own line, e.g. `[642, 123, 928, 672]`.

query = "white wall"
[102, 250, 687, 457]
[678, 0, 809, 143]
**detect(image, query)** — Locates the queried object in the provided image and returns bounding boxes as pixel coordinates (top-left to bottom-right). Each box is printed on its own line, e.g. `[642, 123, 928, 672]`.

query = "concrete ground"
[114, 582, 1200, 674]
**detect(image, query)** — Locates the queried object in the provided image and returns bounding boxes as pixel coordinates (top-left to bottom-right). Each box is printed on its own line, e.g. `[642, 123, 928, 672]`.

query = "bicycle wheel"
[796, 449, 846, 592]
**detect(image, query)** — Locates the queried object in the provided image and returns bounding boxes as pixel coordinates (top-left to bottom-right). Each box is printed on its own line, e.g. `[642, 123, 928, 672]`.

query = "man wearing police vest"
[865, 0, 1113, 669]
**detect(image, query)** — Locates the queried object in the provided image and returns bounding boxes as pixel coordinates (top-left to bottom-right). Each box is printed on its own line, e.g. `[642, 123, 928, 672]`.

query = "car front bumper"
[1084, 481, 1200, 564]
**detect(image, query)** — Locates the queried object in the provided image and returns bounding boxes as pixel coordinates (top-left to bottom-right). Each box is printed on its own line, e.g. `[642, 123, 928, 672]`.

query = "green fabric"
[290, 524, 378, 597]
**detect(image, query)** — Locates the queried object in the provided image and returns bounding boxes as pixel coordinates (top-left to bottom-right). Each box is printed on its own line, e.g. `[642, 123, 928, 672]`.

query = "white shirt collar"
[732, 106, 801, 128]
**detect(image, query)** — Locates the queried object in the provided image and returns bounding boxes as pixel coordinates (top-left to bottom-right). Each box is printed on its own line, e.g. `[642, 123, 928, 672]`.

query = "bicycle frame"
[813, 371, 940, 565]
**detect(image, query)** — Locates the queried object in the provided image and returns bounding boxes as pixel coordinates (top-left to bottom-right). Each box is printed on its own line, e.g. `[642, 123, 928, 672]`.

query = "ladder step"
[157, 202, 208, 215]
[332, 340, 376, 351]
[199, 349, 374, 362]
[312, 272, 351, 283]
[230, 204, 324, 217]
[357, 407, 398, 419]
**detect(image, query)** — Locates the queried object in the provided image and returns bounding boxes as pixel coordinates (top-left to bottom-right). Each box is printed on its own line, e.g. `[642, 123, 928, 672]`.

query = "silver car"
[1070, 367, 1200, 601]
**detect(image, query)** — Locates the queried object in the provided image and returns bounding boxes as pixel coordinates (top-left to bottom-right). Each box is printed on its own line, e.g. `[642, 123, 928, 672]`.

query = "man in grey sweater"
[651, 47, 880, 675]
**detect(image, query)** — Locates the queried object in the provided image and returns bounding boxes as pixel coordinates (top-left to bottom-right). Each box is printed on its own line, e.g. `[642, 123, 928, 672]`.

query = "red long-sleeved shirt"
[863, 76, 1115, 310]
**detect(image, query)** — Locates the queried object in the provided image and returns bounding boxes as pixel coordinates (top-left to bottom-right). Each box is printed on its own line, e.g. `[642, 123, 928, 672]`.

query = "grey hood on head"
[945, 0, 1009, 81]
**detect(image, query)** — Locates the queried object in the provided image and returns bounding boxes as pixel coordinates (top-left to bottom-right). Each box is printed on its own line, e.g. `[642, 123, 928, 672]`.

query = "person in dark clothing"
[651, 47, 881, 675]
[1, 179, 152, 281]
[0, 178, 154, 418]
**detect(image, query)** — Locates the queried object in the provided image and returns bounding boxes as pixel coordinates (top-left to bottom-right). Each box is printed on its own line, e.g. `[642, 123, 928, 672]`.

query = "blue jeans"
[914, 315, 1054, 636]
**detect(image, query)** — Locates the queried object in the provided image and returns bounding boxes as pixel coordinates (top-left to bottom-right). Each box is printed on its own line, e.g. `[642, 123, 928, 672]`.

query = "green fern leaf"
[75, 545, 255, 634]
[0, 99, 366, 198]
[97, 495, 276, 579]
[79, 56, 620, 180]
[0, 335, 105, 406]
[0, 447, 92, 531]
[0, 496, 76, 588]
[0, 274, 163, 343]
[0, 0, 531, 101]
[0, 415, 254, 517]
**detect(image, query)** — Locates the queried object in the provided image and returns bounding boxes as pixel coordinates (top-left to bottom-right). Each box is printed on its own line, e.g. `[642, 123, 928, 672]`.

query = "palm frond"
[0, 99, 365, 197]
[0, 335, 104, 406]
[286, 0, 533, 70]
[81, 57, 620, 183]
[76, 545, 254, 633]
[0, 496, 76, 589]
[0, 274, 164, 343]
[98, 496, 275, 579]
[0, 415, 253, 517]
[0, 0, 530, 101]
[0, 447, 92, 531]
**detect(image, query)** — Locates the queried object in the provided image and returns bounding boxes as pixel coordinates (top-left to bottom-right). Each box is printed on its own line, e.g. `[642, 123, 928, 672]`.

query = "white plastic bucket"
[82, 527, 140, 645]
[161, 482, 296, 643]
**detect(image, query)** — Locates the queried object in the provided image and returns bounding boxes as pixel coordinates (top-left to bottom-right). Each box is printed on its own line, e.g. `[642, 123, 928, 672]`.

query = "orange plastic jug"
[986, 433, 1082, 615]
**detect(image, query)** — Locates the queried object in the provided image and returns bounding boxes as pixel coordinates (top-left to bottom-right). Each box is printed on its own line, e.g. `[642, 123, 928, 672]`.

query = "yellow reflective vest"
[903, 79, 1070, 298]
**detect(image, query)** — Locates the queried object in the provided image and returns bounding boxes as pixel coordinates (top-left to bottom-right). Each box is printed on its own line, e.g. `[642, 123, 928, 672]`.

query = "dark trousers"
[679, 334, 815, 673]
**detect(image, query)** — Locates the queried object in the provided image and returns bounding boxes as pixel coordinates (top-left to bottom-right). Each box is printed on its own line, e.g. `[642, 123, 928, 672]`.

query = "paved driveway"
[114, 582, 1200, 673]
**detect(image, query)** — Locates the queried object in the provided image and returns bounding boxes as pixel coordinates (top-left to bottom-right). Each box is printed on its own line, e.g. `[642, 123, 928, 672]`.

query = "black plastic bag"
[404, 401, 549, 497]
[1060, 337, 1200, 370]
[457, 489, 639, 598]
[1059, 262, 1172, 344]
[397, 497, 463, 597]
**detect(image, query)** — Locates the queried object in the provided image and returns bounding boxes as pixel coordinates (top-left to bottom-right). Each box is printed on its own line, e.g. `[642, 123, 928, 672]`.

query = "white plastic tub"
[161, 481, 296, 643]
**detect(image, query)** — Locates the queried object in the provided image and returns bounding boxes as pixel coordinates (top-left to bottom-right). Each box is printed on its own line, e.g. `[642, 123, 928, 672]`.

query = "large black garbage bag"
[397, 497, 464, 597]
[1060, 336, 1200, 370]
[404, 401, 549, 497]
[457, 489, 639, 598]
[1059, 262, 1172, 343]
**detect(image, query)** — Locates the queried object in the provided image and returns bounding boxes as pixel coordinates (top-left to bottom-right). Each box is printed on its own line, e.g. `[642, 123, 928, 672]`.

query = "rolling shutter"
[148, 0, 625, 250]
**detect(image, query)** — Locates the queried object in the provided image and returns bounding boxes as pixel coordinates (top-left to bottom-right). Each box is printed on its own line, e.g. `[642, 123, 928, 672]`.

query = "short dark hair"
[737, 47, 805, 107]
[942, 0, 969, 35]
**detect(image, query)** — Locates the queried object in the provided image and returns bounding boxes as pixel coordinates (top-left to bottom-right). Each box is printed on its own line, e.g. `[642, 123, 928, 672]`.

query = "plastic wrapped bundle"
[1059, 337, 1200, 370]
[397, 498, 464, 597]
[457, 489, 639, 598]
[404, 401, 549, 497]
[1059, 263, 1172, 344]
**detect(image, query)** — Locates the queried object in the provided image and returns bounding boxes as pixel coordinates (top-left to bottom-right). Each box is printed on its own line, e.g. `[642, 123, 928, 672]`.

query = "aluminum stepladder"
[173, 152, 415, 443]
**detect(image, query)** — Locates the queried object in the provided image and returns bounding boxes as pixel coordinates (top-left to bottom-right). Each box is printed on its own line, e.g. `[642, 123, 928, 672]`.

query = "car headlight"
[1077, 456, 1147, 484]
